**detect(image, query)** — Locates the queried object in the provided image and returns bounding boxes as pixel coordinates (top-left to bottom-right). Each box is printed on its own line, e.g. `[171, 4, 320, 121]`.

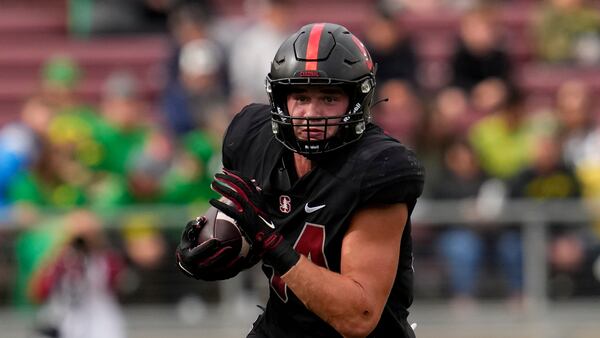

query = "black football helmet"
[266, 23, 376, 155]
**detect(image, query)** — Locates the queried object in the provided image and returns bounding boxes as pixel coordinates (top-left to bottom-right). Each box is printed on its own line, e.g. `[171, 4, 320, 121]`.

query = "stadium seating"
[0, 1, 168, 124]
[1, 0, 599, 125]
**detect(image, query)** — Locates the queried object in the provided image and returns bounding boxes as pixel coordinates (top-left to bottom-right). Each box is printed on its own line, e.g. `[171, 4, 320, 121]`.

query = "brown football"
[198, 206, 250, 258]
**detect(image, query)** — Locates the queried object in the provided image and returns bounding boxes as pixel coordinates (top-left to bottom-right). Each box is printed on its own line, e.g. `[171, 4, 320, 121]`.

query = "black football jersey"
[222, 104, 424, 338]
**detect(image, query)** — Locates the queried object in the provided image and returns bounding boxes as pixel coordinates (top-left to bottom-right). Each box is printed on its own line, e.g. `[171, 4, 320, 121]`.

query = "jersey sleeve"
[222, 103, 271, 170]
[358, 145, 425, 206]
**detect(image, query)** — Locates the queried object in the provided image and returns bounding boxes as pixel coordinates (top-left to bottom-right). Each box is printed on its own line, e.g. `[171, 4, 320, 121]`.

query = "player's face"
[286, 86, 350, 141]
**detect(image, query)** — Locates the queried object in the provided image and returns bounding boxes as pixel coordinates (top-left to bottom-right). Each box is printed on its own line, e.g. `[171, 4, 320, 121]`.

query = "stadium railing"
[413, 198, 600, 312]
[1, 198, 599, 314]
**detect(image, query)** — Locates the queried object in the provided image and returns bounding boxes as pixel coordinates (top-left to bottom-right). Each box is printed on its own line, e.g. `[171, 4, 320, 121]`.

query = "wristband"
[264, 241, 300, 275]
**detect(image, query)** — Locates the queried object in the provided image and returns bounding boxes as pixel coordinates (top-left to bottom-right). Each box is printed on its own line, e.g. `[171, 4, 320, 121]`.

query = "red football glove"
[210, 169, 300, 275]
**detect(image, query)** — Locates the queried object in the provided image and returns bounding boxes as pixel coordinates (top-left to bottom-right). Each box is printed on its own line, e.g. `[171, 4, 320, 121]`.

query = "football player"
[177, 23, 424, 338]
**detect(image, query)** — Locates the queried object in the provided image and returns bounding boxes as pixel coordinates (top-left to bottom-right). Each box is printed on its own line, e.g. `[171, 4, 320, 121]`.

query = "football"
[198, 206, 250, 258]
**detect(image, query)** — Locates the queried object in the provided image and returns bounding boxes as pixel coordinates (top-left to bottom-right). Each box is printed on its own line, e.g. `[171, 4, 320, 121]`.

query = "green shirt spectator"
[48, 106, 107, 168]
[469, 114, 538, 180]
[533, 0, 600, 63]
[13, 218, 67, 307]
[160, 130, 219, 204]
[93, 120, 148, 175]
[8, 172, 87, 208]
[469, 89, 547, 180]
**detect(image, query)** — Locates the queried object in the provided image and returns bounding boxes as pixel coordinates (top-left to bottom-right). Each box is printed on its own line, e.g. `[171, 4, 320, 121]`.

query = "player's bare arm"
[282, 203, 408, 338]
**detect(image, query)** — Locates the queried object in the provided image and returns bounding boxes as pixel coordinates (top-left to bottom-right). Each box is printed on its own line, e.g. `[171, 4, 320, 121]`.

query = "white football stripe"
[216, 211, 237, 224]
[216, 211, 249, 257]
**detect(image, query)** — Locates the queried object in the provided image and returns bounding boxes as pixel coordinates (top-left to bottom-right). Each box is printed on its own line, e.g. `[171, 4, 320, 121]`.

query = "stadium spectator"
[78, 0, 146, 36]
[136, 0, 183, 33]
[227, 0, 293, 109]
[42, 56, 107, 174]
[162, 38, 229, 136]
[45, 71, 153, 209]
[510, 133, 582, 201]
[449, 6, 513, 115]
[468, 87, 543, 180]
[165, 0, 216, 85]
[419, 87, 473, 192]
[431, 138, 486, 306]
[531, 0, 600, 64]
[15, 210, 126, 338]
[551, 80, 599, 168]
[395, 0, 477, 13]
[429, 86, 478, 139]
[73, 0, 195, 36]
[548, 81, 600, 260]
[372, 79, 424, 150]
[159, 40, 226, 204]
[7, 139, 90, 209]
[509, 133, 586, 298]
[93, 71, 151, 176]
[431, 138, 524, 308]
[0, 97, 54, 221]
[125, 128, 174, 204]
[39, 55, 96, 117]
[159, 129, 220, 204]
[363, 5, 419, 89]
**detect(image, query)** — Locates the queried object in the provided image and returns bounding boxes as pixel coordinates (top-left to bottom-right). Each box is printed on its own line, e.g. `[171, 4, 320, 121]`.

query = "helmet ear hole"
[360, 80, 372, 94]
[355, 121, 366, 135]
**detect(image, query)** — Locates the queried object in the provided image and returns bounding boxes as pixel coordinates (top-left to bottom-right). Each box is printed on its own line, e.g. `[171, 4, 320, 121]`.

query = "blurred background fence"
[1, 199, 600, 337]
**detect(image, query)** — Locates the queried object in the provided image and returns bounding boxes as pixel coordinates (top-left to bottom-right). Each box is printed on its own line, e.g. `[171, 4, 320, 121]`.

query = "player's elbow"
[331, 305, 381, 338]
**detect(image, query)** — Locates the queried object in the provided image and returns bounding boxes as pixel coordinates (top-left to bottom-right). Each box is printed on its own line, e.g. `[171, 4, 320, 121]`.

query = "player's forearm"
[282, 255, 381, 338]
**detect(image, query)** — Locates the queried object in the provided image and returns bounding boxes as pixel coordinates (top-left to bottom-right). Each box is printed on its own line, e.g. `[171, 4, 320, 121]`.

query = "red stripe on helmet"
[351, 34, 373, 71]
[305, 23, 325, 71]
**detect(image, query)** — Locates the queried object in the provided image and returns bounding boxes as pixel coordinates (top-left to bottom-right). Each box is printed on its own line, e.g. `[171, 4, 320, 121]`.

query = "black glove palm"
[176, 216, 245, 281]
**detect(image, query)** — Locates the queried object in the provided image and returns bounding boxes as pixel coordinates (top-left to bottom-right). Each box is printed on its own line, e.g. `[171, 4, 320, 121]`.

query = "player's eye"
[295, 95, 309, 103]
[323, 96, 338, 104]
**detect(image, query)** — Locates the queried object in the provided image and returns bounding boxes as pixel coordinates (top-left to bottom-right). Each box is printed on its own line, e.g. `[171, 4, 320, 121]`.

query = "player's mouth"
[298, 128, 326, 140]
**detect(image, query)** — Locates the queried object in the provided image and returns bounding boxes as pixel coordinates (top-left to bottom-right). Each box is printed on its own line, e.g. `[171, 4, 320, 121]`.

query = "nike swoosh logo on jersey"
[259, 215, 276, 229]
[304, 203, 326, 213]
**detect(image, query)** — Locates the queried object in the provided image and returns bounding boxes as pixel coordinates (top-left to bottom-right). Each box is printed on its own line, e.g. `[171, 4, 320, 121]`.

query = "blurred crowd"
[2, 0, 600, 332]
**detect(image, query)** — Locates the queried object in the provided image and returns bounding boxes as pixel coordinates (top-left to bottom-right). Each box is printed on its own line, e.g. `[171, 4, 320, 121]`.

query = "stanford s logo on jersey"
[279, 195, 291, 213]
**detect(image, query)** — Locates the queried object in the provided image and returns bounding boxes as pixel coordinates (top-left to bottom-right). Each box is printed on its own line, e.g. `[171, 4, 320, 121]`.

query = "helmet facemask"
[267, 76, 375, 156]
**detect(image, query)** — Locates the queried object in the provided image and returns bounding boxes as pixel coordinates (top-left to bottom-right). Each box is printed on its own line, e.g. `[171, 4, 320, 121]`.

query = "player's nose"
[303, 101, 324, 119]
